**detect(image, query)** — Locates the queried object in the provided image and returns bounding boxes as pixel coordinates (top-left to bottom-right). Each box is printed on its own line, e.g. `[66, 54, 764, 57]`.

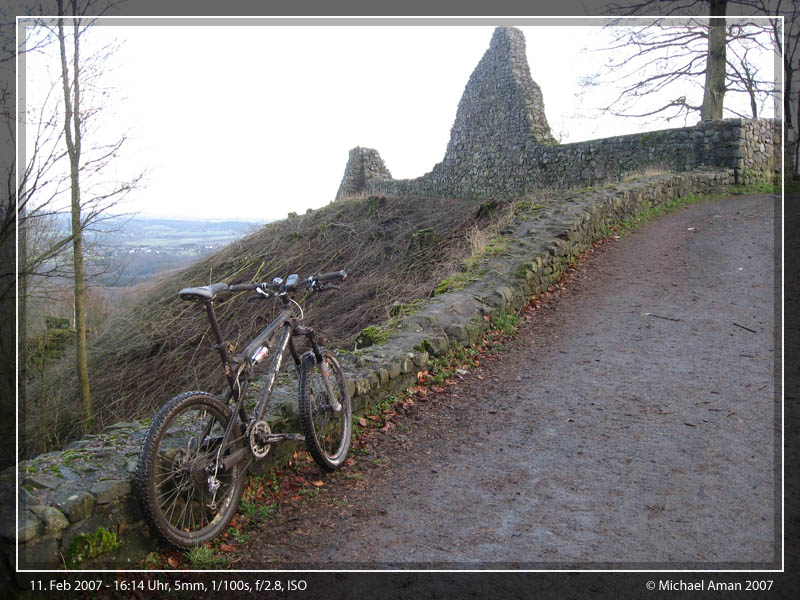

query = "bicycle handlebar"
[231, 269, 347, 295]
[179, 270, 347, 303]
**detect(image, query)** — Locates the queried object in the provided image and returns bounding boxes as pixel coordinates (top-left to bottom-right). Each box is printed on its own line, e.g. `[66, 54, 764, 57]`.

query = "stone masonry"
[335, 147, 393, 200]
[335, 27, 779, 200]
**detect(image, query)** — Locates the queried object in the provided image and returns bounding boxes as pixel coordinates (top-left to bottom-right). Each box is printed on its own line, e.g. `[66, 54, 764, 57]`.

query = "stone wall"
[342, 117, 778, 202]
[4, 168, 742, 570]
[335, 147, 393, 200]
[335, 28, 779, 201]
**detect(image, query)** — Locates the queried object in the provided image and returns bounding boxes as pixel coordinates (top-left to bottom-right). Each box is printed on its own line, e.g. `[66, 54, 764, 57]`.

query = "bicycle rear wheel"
[298, 349, 352, 471]
[135, 391, 245, 548]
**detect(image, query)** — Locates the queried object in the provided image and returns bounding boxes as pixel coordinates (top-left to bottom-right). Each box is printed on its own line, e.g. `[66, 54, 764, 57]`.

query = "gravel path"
[237, 194, 778, 569]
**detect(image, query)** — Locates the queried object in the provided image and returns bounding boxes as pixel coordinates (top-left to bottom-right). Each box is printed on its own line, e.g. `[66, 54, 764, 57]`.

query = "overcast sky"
[22, 20, 776, 221]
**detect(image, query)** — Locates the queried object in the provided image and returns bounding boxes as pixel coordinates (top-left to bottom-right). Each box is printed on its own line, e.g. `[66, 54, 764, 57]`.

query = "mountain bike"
[135, 270, 351, 548]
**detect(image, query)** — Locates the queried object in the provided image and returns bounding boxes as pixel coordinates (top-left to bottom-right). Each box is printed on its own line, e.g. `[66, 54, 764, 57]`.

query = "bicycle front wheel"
[135, 391, 245, 548]
[298, 349, 352, 471]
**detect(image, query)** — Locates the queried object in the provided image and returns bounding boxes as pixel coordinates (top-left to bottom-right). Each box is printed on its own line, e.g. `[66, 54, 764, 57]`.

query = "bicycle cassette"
[249, 420, 272, 459]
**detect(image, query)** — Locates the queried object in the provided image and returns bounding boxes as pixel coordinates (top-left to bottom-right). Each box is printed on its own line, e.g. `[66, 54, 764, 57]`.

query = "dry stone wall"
[341, 118, 778, 201]
[335, 28, 779, 200]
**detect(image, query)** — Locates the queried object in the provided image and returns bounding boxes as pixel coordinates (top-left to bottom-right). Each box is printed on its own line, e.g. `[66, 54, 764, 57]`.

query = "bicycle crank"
[249, 420, 272, 458]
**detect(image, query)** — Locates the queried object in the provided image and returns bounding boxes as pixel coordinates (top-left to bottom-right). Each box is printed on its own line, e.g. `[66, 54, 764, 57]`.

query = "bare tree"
[595, 0, 796, 174]
[740, 1, 799, 174]
[56, 0, 94, 426]
[9, 2, 142, 439]
[587, 1, 779, 124]
[702, 0, 729, 119]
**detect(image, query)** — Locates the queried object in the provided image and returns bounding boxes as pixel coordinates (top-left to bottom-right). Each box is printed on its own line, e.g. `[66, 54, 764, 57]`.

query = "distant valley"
[91, 216, 264, 286]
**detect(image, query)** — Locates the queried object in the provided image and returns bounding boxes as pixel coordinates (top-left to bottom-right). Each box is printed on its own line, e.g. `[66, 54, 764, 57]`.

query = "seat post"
[205, 301, 225, 347]
[205, 301, 232, 377]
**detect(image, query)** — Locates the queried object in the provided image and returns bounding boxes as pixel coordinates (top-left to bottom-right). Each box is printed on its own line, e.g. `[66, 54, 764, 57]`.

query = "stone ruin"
[335, 26, 778, 200]
[335, 146, 393, 199]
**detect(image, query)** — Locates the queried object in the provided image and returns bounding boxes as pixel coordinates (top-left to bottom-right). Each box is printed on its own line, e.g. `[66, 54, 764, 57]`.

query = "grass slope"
[25, 192, 521, 455]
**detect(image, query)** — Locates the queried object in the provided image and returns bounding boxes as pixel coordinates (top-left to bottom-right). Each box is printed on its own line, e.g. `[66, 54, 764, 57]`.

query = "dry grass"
[466, 225, 490, 258]
[23, 192, 532, 456]
[621, 167, 670, 183]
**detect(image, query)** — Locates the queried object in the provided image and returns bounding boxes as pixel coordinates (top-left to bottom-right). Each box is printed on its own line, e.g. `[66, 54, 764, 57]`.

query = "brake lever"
[247, 288, 272, 302]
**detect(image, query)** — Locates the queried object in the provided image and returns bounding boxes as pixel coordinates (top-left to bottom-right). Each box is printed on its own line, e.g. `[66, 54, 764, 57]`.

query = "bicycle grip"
[315, 269, 347, 282]
[229, 283, 258, 292]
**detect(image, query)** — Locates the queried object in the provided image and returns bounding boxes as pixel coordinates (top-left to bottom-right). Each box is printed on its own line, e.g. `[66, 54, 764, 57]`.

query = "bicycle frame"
[201, 297, 324, 472]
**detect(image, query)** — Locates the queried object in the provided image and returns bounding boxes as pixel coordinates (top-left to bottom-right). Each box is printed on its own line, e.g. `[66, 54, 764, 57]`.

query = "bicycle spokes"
[153, 406, 234, 532]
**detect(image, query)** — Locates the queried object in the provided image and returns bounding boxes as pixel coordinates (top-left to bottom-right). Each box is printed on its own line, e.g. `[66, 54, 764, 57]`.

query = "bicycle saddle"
[178, 282, 229, 302]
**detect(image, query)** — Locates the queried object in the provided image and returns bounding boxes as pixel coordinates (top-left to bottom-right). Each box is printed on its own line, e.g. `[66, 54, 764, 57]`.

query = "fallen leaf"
[358, 417, 367, 427]
[290, 495, 301, 502]
[417, 370, 429, 382]
[312, 480, 325, 487]
[219, 544, 236, 552]
[167, 557, 180, 568]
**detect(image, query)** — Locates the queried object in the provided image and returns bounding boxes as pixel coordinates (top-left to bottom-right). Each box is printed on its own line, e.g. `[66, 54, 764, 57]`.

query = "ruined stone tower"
[442, 27, 556, 170]
[335, 147, 393, 200]
[335, 26, 557, 199]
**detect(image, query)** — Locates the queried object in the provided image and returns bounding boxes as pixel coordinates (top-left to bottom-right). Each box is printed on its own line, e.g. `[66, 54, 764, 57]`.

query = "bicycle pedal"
[264, 433, 305, 443]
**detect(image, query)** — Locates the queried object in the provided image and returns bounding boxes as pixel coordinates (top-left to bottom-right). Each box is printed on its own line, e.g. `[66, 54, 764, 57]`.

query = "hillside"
[24, 192, 534, 456]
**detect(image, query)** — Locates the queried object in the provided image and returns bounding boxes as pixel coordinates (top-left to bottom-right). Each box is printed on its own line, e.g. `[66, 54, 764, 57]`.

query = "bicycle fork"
[295, 324, 341, 413]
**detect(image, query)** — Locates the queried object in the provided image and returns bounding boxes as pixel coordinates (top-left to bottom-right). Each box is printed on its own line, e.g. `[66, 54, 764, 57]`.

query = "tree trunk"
[747, 77, 757, 119]
[701, 0, 728, 121]
[57, 1, 93, 430]
[795, 92, 800, 176]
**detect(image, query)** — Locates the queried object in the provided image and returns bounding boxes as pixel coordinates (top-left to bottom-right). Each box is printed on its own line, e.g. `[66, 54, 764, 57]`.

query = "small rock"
[104, 421, 138, 432]
[58, 466, 80, 481]
[90, 479, 131, 504]
[55, 490, 94, 523]
[19, 510, 43, 543]
[19, 486, 35, 506]
[29, 505, 69, 532]
[26, 474, 62, 490]
[64, 440, 91, 450]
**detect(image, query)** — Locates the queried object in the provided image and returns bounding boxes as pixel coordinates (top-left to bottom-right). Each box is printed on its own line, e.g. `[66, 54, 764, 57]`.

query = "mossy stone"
[55, 490, 95, 523]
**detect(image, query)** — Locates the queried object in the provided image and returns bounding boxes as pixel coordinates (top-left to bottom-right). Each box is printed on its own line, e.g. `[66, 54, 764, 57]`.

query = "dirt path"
[234, 194, 778, 569]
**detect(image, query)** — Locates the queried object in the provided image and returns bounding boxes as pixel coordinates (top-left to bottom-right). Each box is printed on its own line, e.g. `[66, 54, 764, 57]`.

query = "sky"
[22, 20, 777, 222]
